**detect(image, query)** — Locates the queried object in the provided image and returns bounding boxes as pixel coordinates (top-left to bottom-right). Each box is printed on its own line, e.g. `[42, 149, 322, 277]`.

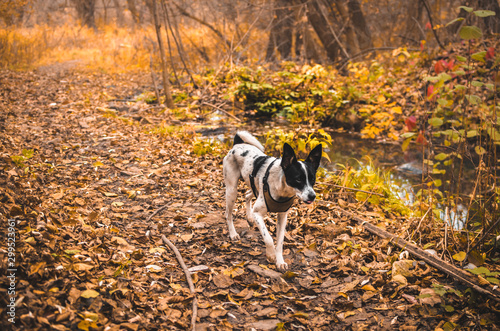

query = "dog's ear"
[305, 144, 322, 171]
[281, 143, 297, 170]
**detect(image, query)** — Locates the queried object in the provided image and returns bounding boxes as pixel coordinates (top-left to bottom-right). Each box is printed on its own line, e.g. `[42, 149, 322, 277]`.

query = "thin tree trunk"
[333, 0, 359, 55]
[404, 1, 424, 44]
[172, 1, 231, 50]
[126, 0, 141, 24]
[265, 0, 295, 61]
[152, 0, 175, 109]
[72, 0, 97, 29]
[347, 0, 372, 50]
[113, 0, 124, 26]
[163, 2, 198, 88]
[303, 0, 341, 62]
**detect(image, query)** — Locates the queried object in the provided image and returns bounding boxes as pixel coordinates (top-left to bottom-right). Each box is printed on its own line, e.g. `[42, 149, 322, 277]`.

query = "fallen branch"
[146, 204, 198, 330]
[202, 102, 242, 122]
[337, 207, 500, 304]
[318, 182, 384, 197]
[247, 264, 282, 279]
[161, 234, 198, 331]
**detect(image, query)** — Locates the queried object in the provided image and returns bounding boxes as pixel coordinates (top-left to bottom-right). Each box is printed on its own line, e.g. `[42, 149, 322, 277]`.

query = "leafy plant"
[336, 158, 412, 216]
[264, 128, 332, 161]
[192, 137, 227, 156]
[11, 148, 34, 167]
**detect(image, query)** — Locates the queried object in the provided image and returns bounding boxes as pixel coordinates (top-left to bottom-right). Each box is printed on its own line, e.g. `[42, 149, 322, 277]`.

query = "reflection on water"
[324, 133, 472, 229]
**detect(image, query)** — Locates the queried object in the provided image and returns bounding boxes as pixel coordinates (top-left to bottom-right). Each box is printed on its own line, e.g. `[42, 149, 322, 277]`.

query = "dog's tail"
[234, 131, 264, 152]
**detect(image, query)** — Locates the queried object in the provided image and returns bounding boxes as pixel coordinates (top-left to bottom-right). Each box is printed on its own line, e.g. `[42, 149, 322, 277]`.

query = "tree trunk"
[126, 0, 141, 24]
[113, 0, 124, 26]
[333, 0, 359, 55]
[72, 0, 96, 29]
[404, 1, 424, 45]
[303, 0, 340, 62]
[347, 0, 372, 50]
[265, 0, 294, 61]
[152, 0, 175, 109]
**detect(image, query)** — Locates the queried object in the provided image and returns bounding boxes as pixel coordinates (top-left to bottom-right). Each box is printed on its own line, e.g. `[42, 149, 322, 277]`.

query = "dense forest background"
[1, 0, 500, 68]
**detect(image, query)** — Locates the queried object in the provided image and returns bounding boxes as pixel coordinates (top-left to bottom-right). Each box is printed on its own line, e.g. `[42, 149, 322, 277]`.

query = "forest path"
[0, 69, 496, 330]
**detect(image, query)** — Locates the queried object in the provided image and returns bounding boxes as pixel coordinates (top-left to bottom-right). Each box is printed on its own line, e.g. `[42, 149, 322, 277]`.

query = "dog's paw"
[276, 261, 288, 272]
[229, 233, 241, 241]
[266, 248, 277, 264]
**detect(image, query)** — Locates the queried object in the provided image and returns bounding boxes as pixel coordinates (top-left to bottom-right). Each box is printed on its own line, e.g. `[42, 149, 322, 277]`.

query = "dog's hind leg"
[245, 190, 255, 227]
[223, 159, 240, 241]
[275, 212, 288, 271]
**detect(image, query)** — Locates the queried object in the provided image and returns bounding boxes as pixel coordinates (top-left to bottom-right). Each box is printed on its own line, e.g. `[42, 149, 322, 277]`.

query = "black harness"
[249, 159, 295, 213]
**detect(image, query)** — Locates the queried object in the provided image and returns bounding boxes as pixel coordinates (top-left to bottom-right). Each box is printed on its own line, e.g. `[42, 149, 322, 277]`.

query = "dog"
[223, 131, 322, 271]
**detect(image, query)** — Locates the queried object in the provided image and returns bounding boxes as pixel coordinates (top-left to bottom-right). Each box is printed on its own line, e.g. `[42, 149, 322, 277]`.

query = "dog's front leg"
[252, 201, 276, 264]
[275, 212, 288, 271]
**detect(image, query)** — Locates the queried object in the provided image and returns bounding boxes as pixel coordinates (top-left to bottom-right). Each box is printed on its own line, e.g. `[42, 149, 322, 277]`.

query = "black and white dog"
[223, 131, 322, 271]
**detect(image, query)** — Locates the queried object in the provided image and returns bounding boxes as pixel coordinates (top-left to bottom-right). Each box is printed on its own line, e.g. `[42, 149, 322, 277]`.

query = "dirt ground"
[1, 69, 499, 330]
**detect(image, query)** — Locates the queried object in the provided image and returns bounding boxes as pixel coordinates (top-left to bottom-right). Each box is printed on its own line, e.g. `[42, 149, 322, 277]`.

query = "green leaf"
[466, 130, 478, 138]
[459, 6, 474, 12]
[400, 132, 416, 138]
[435, 153, 449, 161]
[428, 117, 444, 127]
[438, 73, 452, 82]
[452, 251, 467, 262]
[424, 75, 440, 83]
[459, 25, 483, 40]
[432, 284, 447, 296]
[471, 51, 486, 63]
[443, 322, 457, 331]
[487, 277, 500, 285]
[456, 55, 467, 62]
[433, 179, 442, 187]
[471, 80, 484, 87]
[22, 149, 34, 159]
[446, 17, 464, 27]
[473, 10, 496, 17]
[465, 94, 481, 105]
[475, 146, 486, 155]
[469, 266, 489, 275]
[444, 305, 455, 312]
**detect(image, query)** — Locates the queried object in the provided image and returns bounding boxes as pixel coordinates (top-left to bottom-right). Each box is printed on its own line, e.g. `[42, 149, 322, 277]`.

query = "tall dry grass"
[0, 21, 268, 73]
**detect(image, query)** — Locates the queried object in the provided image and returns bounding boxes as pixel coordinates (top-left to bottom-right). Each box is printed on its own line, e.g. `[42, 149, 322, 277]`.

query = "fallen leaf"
[213, 273, 234, 288]
[81, 289, 100, 298]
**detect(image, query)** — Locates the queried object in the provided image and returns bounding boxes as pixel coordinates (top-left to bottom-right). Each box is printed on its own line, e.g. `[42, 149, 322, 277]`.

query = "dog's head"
[280, 143, 322, 204]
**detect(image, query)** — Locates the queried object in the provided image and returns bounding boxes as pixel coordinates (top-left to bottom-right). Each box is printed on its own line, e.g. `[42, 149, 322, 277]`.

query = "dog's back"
[233, 131, 265, 152]
[224, 132, 268, 181]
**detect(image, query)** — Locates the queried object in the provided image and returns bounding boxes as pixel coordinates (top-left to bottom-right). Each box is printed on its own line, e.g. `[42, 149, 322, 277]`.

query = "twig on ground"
[146, 204, 198, 330]
[143, 105, 167, 112]
[318, 182, 384, 197]
[161, 234, 198, 331]
[202, 102, 242, 122]
[146, 204, 170, 222]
